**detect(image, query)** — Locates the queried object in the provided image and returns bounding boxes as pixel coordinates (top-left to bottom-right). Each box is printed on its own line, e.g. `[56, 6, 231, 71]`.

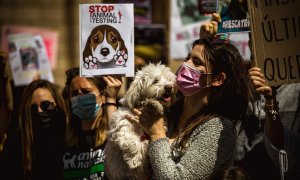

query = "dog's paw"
[114, 50, 127, 66]
[142, 99, 164, 116]
[83, 56, 97, 69]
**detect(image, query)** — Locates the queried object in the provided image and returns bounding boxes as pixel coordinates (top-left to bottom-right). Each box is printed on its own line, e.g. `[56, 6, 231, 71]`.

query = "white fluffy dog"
[104, 63, 176, 180]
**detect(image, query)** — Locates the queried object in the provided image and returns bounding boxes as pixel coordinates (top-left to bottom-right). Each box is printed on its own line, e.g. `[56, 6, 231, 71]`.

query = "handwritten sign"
[248, 0, 300, 86]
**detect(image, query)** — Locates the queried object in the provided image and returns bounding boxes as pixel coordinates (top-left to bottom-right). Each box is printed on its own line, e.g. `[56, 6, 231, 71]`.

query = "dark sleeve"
[0, 129, 24, 179]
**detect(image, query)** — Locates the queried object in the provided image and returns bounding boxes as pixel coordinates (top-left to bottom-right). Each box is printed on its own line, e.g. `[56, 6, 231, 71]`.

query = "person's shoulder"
[191, 117, 236, 141]
[204, 116, 235, 129]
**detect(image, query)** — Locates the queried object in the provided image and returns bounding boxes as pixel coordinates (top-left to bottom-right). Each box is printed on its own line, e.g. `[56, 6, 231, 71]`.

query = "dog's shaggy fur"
[104, 63, 176, 180]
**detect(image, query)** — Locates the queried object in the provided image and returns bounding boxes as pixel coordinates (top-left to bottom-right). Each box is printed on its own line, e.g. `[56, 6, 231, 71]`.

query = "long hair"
[178, 35, 250, 149]
[19, 80, 66, 174]
[208, 166, 251, 180]
[64, 67, 107, 147]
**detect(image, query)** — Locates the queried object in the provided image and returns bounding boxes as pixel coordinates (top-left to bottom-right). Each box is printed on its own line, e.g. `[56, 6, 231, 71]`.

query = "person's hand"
[248, 67, 272, 97]
[125, 108, 166, 141]
[200, 13, 221, 38]
[102, 75, 123, 103]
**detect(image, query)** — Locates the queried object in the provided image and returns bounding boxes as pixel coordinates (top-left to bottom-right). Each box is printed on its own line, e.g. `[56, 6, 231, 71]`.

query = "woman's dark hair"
[178, 35, 250, 149]
[19, 80, 67, 174]
[208, 166, 251, 180]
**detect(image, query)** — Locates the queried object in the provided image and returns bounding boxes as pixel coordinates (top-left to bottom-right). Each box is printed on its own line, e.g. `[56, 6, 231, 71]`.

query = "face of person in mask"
[176, 44, 214, 97]
[70, 76, 105, 122]
[31, 88, 57, 128]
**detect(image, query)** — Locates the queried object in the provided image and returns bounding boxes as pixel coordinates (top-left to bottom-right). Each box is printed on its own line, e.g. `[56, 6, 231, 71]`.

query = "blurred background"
[0, 0, 250, 93]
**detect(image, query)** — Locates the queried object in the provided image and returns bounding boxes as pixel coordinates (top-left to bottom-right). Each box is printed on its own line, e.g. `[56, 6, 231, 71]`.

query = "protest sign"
[217, 0, 250, 33]
[7, 33, 54, 86]
[79, 4, 134, 77]
[229, 32, 251, 61]
[248, 0, 300, 86]
[116, 0, 152, 25]
[1, 25, 59, 69]
[170, 0, 213, 59]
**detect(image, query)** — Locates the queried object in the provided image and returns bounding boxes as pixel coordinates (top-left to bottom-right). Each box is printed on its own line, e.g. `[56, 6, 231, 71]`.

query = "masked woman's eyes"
[192, 57, 205, 67]
[71, 89, 93, 97]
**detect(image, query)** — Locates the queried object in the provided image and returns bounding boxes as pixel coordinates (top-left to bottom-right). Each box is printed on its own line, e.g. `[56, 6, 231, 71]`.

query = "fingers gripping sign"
[200, 13, 221, 38]
[102, 75, 123, 101]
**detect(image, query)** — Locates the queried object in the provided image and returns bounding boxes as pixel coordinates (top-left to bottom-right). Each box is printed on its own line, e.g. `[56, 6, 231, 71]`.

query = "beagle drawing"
[83, 25, 128, 69]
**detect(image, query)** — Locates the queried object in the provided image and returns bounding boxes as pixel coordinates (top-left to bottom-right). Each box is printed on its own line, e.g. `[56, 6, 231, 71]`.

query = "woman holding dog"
[126, 26, 250, 179]
[61, 67, 122, 179]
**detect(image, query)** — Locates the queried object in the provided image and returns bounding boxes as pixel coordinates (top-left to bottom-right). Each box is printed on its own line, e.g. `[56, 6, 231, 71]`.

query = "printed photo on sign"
[217, 0, 250, 33]
[1, 25, 59, 69]
[7, 33, 53, 86]
[80, 4, 134, 77]
[170, 0, 211, 59]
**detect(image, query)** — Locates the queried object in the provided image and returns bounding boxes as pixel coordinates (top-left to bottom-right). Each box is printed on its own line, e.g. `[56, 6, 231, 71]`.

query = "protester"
[62, 67, 122, 179]
[249, 67, 300, 180]
[0, 80, 67, 180]
[126, 34, 250, 179]
[200, 13, 300, 179]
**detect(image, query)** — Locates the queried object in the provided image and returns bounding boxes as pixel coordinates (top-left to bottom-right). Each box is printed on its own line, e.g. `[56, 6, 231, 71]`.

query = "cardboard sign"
[217, 0, 251, 33]
[79, 4, 134, 77]
[7, 34, 54, 86]
[248, 0, 300, 86]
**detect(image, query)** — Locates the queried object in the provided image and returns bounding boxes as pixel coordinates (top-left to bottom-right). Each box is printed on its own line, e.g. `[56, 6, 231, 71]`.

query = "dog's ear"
[83, 33, 93, 60]
[110, 26, 127, 55]
[118, 38, 128, 55]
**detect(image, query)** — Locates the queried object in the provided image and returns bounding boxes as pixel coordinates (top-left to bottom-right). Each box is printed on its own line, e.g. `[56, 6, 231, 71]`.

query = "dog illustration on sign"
[83, 24, 128, 69]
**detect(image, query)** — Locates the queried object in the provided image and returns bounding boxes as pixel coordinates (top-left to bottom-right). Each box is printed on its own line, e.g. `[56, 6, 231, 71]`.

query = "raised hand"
[200, 13, 221, 37]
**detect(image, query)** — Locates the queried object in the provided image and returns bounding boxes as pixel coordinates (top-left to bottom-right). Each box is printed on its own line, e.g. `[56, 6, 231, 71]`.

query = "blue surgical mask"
[71, 93, 101, 121]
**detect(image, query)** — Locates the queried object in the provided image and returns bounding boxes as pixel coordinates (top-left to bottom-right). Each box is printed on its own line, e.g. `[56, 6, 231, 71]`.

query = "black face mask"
[31, 105, 66, 150]
[31, 102, 57, 127]
[32, 111, 55, 128]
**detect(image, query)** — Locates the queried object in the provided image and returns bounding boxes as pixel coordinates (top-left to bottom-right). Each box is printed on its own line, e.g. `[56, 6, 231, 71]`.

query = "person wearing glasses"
[126, 34, 250, 179]
[0, 80, 67, 180]
[62, 67, 122, 180]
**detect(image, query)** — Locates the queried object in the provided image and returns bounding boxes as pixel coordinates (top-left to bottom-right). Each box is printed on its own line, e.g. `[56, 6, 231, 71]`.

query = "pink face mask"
[176, 62, 212, 96]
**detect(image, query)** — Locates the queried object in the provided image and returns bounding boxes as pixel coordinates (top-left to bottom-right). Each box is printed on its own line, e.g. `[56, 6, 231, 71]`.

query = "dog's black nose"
[101, 48, 110, 56]
[164, 85, 172, 93]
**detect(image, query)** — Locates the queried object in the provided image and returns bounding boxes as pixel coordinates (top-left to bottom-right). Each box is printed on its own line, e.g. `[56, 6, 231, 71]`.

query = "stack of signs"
[7, 34, 54, 86]
[79, 4, 134, 77]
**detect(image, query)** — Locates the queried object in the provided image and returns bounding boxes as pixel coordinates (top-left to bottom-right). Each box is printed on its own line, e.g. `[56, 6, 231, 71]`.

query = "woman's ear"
[211, 72, 226, 87]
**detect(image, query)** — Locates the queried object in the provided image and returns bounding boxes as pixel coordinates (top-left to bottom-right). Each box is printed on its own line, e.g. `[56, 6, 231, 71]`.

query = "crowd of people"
[0, 13, 299, 180]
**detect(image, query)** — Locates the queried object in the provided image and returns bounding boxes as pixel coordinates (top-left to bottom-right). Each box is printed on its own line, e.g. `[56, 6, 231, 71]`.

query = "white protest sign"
[8, 33, 53, 86]
[80, 4, 134, 77]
